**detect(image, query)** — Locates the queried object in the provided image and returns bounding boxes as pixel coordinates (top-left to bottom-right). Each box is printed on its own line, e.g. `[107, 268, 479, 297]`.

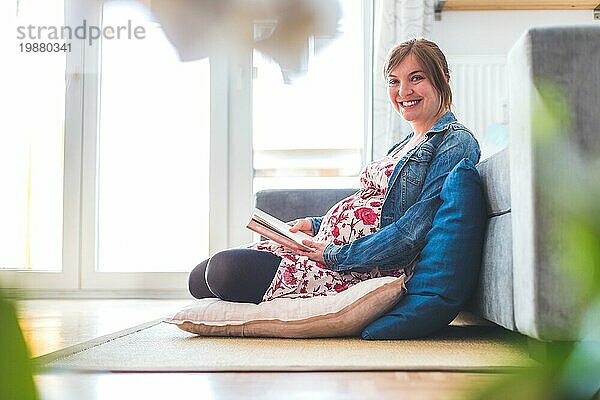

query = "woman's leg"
[205, 249, 281, 304]
[188, 249, 281, 304]
[188, 258, 215, 299]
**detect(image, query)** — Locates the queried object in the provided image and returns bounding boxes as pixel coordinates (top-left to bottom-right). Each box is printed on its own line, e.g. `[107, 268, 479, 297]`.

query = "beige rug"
[37, 319, 536, 372]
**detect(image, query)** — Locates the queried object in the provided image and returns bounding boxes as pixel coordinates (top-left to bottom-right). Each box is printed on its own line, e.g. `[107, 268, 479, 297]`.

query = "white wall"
[431, 10, 595, 56]
[428, 10, 597, 158]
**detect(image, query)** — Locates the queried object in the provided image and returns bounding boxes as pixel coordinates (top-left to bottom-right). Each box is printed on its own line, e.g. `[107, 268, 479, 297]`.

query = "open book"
[246, 208, 313, 252]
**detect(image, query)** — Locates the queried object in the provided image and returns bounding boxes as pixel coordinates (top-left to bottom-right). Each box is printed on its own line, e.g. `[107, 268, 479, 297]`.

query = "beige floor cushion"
[165, 276, 406, 338]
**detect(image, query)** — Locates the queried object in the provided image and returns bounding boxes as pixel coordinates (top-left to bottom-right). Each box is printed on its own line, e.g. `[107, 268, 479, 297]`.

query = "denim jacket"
[313, 111, 481, 273]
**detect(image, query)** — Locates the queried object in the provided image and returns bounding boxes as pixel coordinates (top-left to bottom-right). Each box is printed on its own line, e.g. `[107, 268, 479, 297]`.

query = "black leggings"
[188, 249, 281, 304]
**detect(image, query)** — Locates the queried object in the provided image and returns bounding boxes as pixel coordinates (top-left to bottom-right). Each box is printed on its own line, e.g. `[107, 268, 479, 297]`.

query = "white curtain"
[372, 0, 434, 158]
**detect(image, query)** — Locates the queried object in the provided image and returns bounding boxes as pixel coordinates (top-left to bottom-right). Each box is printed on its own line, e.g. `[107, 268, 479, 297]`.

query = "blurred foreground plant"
[469, 82, 599, 400]
[0, 289, 39, 400]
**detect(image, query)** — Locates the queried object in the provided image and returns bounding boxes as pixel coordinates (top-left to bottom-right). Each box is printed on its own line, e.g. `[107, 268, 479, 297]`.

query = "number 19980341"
[19, 42, 72, 52]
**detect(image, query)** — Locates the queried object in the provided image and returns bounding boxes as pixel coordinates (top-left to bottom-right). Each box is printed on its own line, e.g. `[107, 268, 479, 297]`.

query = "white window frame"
[78, 2, 236, 291]
[2, 0, 83, 291]
[364, 0, 375, 166]
[249, 0, 374, 192]
[2, 0, 373, 295]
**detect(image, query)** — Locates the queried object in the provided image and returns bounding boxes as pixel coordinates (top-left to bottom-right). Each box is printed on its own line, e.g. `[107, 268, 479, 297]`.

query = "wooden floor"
[17, 299, 193, 358]
[16, 299, 509, 400]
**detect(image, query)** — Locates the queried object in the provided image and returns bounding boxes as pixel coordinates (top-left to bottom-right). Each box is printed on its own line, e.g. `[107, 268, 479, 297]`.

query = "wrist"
[323, 243, 342, 269]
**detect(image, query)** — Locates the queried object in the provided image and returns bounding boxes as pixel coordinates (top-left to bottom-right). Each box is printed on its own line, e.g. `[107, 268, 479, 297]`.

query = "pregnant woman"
[188, 38, 480, 305]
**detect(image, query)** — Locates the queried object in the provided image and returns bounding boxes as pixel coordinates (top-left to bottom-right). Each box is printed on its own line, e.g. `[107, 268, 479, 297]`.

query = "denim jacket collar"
[427, 111, 457, 135]
[387, 111, 457, 155]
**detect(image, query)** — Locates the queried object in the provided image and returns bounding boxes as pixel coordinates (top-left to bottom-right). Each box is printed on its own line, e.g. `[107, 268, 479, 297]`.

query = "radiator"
[447, 56, 508, 157]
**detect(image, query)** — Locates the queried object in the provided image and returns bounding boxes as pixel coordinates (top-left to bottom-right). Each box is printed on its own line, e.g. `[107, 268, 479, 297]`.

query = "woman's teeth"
[401, 100, 420, 107]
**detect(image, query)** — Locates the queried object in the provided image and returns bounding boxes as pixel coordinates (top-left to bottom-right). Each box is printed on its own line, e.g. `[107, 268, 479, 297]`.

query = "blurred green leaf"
[558, 298, 600, 399]
[532, 80, 571, 143]
[0, 291, 39, 400]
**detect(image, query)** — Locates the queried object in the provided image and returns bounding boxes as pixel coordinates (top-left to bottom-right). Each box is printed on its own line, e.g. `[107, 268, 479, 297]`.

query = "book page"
[247, 219, 312, 252]
[252, 209, 313, 244]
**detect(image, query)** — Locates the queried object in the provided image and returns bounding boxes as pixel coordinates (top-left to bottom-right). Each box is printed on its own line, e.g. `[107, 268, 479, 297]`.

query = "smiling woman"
[385, 39, 452, 136]
[387, 55, 444, 136]
[188, 38, 481, 313]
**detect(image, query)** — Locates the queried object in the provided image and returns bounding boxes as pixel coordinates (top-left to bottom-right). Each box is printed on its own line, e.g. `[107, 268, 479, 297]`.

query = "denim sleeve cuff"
[310, 218, 320, 236]
[310, 217, 323, 236]
[323, 243, 343, 269]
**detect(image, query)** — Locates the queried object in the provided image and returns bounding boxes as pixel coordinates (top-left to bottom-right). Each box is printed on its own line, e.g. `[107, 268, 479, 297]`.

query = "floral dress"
[247, 146, 412, 302]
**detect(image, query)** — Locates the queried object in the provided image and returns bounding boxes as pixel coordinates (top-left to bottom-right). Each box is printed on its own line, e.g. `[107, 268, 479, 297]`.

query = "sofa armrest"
[254, 188, 358, 222]
[509, 25, 600, 340]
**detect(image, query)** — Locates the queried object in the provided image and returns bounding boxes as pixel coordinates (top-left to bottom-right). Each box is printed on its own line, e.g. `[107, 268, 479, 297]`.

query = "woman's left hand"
[296, 239, 327, 265]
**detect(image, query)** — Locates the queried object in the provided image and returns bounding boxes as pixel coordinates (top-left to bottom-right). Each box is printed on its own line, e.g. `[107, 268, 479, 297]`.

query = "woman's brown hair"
[383, 38, 452, 115]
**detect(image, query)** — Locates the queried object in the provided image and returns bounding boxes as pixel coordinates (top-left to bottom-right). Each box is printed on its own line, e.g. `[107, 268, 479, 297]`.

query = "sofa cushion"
[476, 148, 510, 217]
[466, 147, 515, 330]
[468, 212, 515, 330]
[255, 189, 357, 223]
[361, 158, 487, 339]
[165, 276, 406, 338]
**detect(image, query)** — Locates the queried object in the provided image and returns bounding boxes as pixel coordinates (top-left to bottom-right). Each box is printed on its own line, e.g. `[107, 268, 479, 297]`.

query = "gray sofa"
[255, 26, 600, 343]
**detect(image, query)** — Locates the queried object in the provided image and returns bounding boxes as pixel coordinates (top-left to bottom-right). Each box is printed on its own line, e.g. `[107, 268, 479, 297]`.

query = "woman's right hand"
[288, 218, 314, 236]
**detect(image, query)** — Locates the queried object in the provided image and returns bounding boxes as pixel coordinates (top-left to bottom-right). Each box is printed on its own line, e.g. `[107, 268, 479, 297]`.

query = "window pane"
[0, 0, 65, 271]
[97, 2, 209, 272]
[252, 0, 365, 192]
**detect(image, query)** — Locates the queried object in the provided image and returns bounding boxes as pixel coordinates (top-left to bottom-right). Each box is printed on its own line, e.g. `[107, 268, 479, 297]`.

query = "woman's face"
[387, 54, 444, 135]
